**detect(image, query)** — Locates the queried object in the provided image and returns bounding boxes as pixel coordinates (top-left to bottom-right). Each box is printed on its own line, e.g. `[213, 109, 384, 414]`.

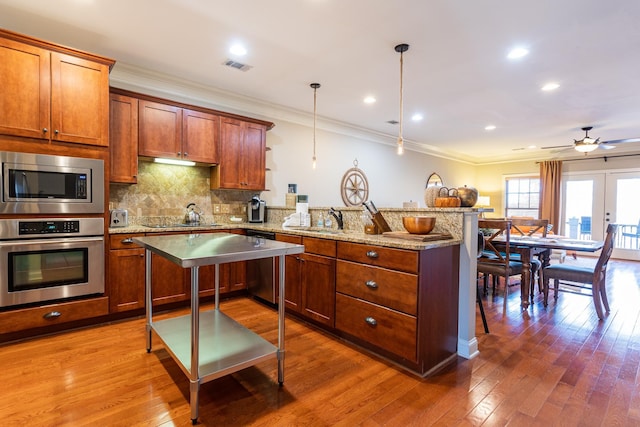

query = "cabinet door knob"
[184, 152, 188, 157]
[43, 311, 62, 319]
[43, 127, 48, 133]
[177, 152, 181, 157]
[364, 316, 377, 326]
[366, 250, 379, 259]
[54, 129, 59, 134]
[365, 280, 378, 289]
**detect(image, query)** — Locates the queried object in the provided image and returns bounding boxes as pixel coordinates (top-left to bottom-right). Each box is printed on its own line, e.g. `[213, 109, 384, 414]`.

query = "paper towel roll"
[296, 203, 309, 214]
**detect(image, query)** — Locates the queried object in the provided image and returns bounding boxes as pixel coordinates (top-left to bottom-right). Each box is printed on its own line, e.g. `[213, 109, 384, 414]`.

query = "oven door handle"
[0, 236, 104, 246]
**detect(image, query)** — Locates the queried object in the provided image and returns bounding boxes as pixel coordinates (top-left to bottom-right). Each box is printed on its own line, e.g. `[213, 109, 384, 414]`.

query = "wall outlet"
[242, 205, 247, 213]
[220, 204, 230, 214]
[213, 204, 221, 213]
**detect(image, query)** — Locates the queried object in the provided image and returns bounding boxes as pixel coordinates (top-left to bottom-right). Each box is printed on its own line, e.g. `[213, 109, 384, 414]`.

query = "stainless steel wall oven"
[0, 151, 104, 214]
[0, 218, 104, 308]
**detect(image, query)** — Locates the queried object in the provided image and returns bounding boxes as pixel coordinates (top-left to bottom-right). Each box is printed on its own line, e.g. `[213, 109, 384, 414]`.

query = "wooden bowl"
[402, 216, 436, 234]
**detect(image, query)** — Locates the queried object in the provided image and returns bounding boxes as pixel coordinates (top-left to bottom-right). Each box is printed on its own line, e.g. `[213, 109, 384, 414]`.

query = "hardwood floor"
[1, 259, 639, 426]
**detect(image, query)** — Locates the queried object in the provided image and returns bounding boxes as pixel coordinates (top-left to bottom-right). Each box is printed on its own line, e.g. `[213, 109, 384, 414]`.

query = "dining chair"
[542, 223, 618, 320]
[509, 217, 549, 296]
[476, 232, 489, 333]
[477, 219, 524, 313]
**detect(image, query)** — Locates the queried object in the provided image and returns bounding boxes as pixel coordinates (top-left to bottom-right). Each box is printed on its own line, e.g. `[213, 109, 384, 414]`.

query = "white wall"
[264, 119, 477, 208]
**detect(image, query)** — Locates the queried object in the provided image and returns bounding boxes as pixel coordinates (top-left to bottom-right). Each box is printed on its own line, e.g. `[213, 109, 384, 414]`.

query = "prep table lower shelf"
[152, 309, 278, 382]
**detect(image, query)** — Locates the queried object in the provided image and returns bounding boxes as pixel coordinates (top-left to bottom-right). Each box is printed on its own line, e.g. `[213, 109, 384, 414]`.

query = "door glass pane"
[564, 180, 593, 239]
[616, 178, 640, 250]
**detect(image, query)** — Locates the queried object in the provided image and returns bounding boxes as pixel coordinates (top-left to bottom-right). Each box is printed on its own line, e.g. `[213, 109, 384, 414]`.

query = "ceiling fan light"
[574, 142, 598, 153]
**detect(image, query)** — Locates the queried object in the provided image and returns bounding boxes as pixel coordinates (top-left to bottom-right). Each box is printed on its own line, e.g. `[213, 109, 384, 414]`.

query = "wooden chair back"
[478, 219, 512, 263]
[595, 223, 618, 281]
[509, 217, 549, 237]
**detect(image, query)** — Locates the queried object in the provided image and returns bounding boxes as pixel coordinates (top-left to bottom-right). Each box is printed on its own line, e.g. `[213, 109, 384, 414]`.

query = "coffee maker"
[248, 196, 266, 223]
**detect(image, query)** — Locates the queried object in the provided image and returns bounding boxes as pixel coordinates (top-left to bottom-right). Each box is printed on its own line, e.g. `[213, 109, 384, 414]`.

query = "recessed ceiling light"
[485, 125, 496, 131]
[541, 82, 560, 91]
[411, 113, 423, 121]
[528, 145, 537, 149]
[363, 96, 376, 104]
[229, 44, 247, 56]
[507, 47, 529, 59]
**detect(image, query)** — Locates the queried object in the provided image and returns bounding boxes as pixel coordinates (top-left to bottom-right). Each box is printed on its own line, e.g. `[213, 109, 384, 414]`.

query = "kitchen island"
[133, 232, 304, 424]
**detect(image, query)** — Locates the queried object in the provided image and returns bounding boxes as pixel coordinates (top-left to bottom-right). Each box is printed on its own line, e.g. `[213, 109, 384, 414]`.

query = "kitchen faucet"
[328, 207, 344, 230]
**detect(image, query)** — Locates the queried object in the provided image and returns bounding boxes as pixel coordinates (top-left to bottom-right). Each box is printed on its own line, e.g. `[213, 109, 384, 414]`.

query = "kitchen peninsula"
[110, 206, 476, 377]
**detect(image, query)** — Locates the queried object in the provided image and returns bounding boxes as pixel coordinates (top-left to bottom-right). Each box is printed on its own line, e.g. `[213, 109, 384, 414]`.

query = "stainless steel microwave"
[0, 151, 104, 214]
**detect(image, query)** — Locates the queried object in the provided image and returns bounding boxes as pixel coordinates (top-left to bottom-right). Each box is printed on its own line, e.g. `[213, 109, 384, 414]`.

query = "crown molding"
[109, 62, 503, 166]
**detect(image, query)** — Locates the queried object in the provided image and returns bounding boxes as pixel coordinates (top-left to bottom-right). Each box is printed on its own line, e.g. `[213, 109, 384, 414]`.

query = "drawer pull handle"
[43, 311, 61, 320]
[121, 238, 134, 244]
[365, 280, 378, 289]
[365, 316, 377, 326]
[366, 250, 379, 259]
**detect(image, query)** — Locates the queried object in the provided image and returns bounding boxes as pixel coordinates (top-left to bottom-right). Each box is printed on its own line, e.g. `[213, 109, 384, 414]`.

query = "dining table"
[494, 235, 605, 309]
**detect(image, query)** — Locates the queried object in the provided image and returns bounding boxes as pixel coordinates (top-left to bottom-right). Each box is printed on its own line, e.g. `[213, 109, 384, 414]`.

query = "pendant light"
[395, 43, 409, 155]
[311, 83, 321, 169]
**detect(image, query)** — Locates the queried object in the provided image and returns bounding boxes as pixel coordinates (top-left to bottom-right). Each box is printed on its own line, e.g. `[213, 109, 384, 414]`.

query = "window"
[505, 176, 540, 218]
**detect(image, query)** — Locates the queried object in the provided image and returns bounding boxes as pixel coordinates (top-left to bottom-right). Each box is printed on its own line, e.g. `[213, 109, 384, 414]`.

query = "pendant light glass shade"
[395, 43, 409, 155]
[311, 83, 320, 169]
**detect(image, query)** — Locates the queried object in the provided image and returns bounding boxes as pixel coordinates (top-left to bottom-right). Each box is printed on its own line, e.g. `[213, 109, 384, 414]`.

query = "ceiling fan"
[541, 126, 640, 153]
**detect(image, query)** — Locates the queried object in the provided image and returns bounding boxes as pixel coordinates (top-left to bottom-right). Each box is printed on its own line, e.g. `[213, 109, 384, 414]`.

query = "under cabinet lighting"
[154, 158, 196, 166]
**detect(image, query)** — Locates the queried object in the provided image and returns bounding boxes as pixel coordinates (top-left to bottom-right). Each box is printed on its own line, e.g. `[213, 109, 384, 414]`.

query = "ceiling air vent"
[222, 59, 252, 72]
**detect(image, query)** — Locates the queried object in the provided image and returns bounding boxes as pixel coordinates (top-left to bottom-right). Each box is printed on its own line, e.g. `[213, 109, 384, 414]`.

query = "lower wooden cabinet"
[151, 252, 189, 306]
[335, 293, 417, 362]
[108, 233, 145, 312]
[335, 241, 460, 375]
[0, 296, 109, 335]
[276, 234, 336, 327]
[195, 230, 246, 297]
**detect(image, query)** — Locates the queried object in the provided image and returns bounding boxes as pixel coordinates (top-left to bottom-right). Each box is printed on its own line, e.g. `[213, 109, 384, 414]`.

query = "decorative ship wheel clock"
[340, 159, 369, 206]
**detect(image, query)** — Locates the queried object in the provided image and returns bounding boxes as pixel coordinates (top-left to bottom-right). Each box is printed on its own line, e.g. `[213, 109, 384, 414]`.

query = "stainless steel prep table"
[133, 233, 304, 424]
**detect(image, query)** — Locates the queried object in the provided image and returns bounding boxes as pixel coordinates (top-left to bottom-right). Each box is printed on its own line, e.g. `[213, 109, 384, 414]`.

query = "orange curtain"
[539, 160, 562, 233]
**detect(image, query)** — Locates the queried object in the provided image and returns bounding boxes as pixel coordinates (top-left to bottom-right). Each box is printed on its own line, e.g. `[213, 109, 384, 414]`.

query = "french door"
[561, 170, 640, 261]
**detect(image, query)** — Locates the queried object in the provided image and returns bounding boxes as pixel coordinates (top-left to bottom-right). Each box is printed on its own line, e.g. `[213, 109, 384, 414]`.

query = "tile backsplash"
[109, 162, 254, 222]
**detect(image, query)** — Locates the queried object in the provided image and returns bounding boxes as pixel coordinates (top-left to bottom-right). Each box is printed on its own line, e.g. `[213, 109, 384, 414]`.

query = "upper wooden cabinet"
[212, 117, 266, 190]
[138, 100, 220, 164]
[0, 30, 113, 147]
[109, 93, 139, 183]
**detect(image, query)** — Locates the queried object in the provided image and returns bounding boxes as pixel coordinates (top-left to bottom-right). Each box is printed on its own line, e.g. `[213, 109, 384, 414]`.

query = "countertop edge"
[110, 223, 461, 251]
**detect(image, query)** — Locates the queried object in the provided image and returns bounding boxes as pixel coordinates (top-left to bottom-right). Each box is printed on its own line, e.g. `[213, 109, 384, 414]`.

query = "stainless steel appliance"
[248, 196, 266, 223]
[0, 151, 104, 214]
[246, 230, 276, 303]
[110, 209, 128, 227]
[0, 218, 104, 308]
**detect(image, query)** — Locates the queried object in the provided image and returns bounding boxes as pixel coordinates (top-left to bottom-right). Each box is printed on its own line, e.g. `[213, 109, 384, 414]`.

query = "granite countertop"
[110, 222, 461, 251]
